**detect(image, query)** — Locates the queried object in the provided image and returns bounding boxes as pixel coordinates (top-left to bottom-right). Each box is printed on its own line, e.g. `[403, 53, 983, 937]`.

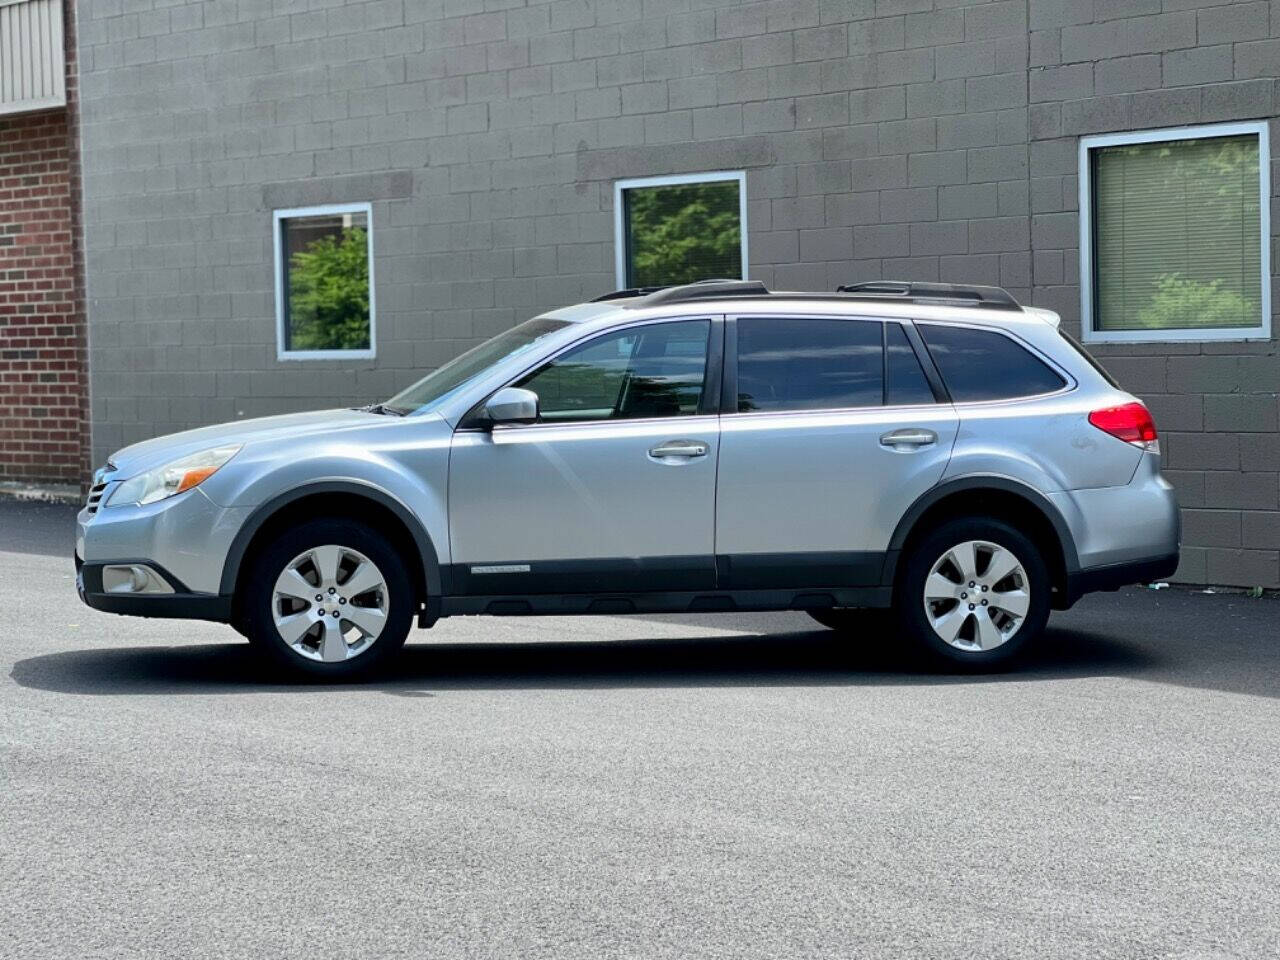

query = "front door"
[448, 317, 721, 596]
[715, 314, 959, 588]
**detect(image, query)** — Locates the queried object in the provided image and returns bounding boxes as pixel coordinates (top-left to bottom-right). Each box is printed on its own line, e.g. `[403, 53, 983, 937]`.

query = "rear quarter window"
[1057, 327, 1121, 388]
[919, 323, 1066, 402]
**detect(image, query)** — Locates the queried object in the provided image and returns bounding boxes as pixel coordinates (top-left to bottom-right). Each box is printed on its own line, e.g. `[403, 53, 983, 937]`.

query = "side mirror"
[484, 387, 539, 427]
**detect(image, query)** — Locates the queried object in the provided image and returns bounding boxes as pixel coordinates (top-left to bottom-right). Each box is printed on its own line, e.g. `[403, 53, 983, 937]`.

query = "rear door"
[715, 314, 958, 588]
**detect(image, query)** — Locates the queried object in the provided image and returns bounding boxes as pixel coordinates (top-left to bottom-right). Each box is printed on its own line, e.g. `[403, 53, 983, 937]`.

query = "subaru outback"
[76, 280, 1180, 678]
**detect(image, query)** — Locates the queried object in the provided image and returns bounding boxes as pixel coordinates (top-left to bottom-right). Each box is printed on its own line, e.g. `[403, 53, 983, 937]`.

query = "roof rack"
[591, 279, 771, 306]
[588, 280, 768, 305]
[591, 286, 666, 302]
[835, 280, 1021, 311]
[643, 279, 769, 305]
[589, 278, 1021, 311]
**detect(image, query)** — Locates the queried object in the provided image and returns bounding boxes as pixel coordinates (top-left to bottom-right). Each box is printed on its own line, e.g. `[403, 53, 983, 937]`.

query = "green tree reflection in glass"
[286, 222, 371, 351]
[624, 180, 742, 288]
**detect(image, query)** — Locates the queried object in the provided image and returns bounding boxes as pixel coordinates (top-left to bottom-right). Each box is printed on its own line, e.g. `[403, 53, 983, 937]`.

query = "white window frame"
[613, 171, 748, 289]
[273, 201, 376, 361]
[1078, 121, 1271, 344]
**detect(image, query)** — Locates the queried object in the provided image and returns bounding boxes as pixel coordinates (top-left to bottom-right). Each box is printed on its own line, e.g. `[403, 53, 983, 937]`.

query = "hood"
[103, 409, 391, 479]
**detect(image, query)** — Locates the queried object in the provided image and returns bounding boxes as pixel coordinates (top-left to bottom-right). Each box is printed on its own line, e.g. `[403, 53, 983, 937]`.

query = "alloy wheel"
[922, 539, 1031, 652]
[271, 545, 389, 663]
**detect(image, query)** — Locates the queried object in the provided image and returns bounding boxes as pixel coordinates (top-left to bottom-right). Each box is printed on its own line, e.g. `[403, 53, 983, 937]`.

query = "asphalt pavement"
[2, 498, 1278, 959]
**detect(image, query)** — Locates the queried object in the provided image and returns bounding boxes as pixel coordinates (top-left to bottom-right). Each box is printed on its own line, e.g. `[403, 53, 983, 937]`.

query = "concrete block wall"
[74, 0, 1036, 453]
[72, 0, 1279, 586]
[1024, 0, 1280, 588]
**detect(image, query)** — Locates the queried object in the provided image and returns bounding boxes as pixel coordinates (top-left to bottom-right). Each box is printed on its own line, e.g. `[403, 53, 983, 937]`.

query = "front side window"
[1081, 122, 1270, 342]
[615, 172, 746, 289]
[736, 317, 883, 413]
[919, 324, 1065, 402]
[274, 203, 374, 359]
[516, 320, 711, 423]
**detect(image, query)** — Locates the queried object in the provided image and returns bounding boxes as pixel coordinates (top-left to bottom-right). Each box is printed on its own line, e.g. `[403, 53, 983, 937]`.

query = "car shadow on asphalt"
[9, 623, 1187, 697]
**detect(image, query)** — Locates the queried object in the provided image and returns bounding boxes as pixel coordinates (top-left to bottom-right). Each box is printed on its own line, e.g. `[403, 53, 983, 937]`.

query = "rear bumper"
[76, 557, 232, 622]
[1050, 451, 1180, 609]
[1049, 455, 1181, 571]
[1062, 551, 1180, 607]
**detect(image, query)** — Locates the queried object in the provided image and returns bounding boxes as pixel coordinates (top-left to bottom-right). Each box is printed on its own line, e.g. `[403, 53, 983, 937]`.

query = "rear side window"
[918, 324, 1066, 402]
[736, 317, 882, 412]
[886, 323, 935, 405]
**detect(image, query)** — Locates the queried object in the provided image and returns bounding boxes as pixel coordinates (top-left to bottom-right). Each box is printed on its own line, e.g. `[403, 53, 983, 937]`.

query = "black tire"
[242, 517, 414, 680]
[894, 516, 1051, 669]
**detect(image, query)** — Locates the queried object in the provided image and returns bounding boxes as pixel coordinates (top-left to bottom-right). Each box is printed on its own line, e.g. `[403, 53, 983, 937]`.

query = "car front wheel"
[244, 518, 413, 680]
[895, 517, 1050, 668]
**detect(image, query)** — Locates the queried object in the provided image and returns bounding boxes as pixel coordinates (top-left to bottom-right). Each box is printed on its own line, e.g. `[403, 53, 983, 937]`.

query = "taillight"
[1089, 402, 1158, 451]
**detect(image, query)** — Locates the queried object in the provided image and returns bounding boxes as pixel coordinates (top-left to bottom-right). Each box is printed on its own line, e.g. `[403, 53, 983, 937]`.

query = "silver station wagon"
[76, 280, 1180, 678]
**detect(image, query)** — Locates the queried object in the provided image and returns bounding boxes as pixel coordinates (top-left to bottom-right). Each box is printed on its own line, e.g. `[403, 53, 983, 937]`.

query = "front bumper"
[77, 486, 250, 593]
[76, 555, 232, 621]
[76, 483, 249, 622]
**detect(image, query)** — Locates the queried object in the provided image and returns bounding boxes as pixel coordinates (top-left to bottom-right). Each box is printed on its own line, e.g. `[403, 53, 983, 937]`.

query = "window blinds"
[1092, 133, 1262, 331]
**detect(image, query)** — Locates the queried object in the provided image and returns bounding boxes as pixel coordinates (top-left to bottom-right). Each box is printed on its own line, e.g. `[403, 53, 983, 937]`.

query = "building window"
[273, 202, 375, 360]
[614, 172, 747, 289]
[1079, 122, 1270, 343]
[0, 0, 67, 116]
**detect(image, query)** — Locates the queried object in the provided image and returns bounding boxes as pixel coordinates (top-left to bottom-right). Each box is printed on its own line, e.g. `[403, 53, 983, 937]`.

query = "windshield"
[383, 317, 571, 415]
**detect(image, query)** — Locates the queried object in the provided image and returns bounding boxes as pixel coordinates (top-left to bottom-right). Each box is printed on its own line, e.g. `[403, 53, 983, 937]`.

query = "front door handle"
[879, 428, 937, 450]
[649, 439, 709, 460]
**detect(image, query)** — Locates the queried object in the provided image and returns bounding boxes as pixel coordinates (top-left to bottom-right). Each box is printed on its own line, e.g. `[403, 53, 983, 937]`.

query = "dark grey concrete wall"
[74, 0, 1279, 586]
[1024, 0, 1279, 587]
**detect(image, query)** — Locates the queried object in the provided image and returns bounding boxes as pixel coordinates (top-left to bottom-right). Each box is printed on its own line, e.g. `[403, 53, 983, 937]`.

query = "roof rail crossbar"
[638, 279, 770, 305]
[835, 280, 1020, 310]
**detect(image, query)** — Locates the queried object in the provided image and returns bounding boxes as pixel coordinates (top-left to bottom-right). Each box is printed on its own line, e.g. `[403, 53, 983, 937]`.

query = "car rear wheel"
[895, 517, 1050, 668]
[243, 518, 413, 680]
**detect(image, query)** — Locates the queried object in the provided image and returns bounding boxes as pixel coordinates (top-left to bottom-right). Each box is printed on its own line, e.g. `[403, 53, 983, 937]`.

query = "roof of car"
[544, 280, 1061, 332]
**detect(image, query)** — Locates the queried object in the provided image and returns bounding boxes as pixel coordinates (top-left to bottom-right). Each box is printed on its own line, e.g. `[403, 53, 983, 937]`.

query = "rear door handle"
[879, 428, 937, 450]
[649, 439, 709, 460]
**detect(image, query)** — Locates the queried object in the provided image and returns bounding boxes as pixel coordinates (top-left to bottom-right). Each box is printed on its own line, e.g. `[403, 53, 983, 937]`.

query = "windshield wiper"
[358, 402, 407, 417]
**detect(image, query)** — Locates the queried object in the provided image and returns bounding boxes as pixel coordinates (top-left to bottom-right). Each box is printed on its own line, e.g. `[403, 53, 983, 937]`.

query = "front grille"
[85, 482, 108, 515]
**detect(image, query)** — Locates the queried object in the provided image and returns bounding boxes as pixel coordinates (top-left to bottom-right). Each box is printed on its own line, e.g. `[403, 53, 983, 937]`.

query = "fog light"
[101, 564, 175, 595]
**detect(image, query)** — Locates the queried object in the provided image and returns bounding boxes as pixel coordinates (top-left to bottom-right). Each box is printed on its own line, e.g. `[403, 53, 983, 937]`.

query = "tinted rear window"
[919, 324, 1066, 402]
[736, 317, 882, 412]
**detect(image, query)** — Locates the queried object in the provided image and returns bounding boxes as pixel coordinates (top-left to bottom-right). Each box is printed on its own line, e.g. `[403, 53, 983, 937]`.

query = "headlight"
[107, 445, 241, 507]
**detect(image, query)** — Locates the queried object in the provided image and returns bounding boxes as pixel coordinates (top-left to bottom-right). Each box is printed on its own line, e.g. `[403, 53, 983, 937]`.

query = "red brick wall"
[0, 9, 86, 487]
